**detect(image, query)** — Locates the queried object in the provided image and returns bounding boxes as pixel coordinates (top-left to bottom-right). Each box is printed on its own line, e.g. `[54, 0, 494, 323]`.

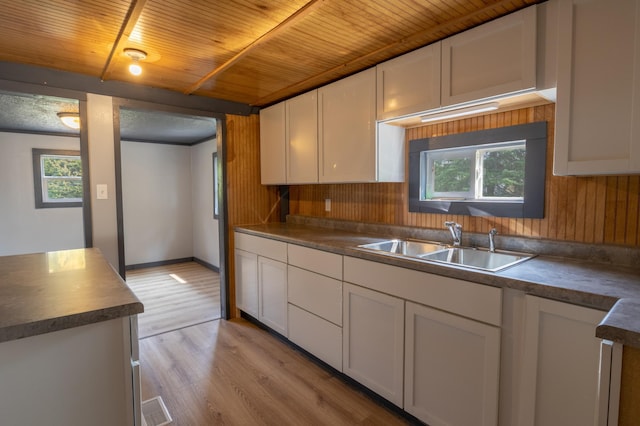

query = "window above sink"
[409, 121, 547, 218]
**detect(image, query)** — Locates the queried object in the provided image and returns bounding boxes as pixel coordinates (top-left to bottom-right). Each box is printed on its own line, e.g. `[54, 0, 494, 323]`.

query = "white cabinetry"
[259, 91, 318, 185]
[286, 90, 318, 183]
[234, 248, 258, 317]
[343, 282, 405, 407]
[287, 244, 343, 371]
[441, 6, 537, 106]
[405, 301, 500, 426]
[554, 0, 640, 175]
[258, 256, 288, 335]
[517, 295, 620, 426]
[234, 232, 288, 335]
[259, 102, 286, 185]
[319, 68, 404, 183]
[376, 43, 441, 120]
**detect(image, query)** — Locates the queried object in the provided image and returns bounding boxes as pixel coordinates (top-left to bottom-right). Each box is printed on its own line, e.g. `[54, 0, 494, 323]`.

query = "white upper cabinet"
[259, 102, 286, 185]
[441, 6, 537, 106]
[376, 42, 441, 120]
[260, 91, 318, 185]
[286, 90, 318, 183]
[554, 0, 640, 175]
[319, 68, 377, 183]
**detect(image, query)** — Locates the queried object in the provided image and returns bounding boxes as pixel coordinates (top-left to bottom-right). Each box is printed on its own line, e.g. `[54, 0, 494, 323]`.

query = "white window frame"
[421, 140, 526, 202]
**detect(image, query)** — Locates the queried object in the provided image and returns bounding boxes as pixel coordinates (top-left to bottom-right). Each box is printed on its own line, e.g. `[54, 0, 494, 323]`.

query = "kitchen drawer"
[287, 244, 342, 280]
[288, 265, 342, 326]
[343, 256, 501, 326]
[288, 304, 342, 371]
[234, 232, 287, 262]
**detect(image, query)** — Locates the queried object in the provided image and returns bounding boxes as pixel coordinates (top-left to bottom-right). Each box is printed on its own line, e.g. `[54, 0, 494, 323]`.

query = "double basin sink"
[356, 239, 532, 272]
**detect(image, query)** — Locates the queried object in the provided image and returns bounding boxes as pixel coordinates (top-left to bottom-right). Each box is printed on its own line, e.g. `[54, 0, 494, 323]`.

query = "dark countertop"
[0, 248, 144, 343]
[235, 222, 640, 348]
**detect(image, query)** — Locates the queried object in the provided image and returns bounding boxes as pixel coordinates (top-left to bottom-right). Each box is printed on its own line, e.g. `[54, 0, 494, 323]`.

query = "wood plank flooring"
[139, 319, 411, 426]
[126, 262, 221, 338]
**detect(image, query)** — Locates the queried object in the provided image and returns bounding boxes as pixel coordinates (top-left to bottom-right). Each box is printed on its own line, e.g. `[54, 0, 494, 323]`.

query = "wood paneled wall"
[225, 114, 281, 314]
[290, 104, 640, 246]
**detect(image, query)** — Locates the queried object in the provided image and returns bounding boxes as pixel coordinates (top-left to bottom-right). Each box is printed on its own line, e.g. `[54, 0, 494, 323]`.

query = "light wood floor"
[139, 319, 411, 426]
[126, 262, 221, 338]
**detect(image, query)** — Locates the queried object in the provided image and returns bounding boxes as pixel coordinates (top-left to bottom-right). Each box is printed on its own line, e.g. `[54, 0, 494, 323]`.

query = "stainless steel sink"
[420, 247, 531, 272]
[356, 239, 532, 272]
[357, 239, 447, 256]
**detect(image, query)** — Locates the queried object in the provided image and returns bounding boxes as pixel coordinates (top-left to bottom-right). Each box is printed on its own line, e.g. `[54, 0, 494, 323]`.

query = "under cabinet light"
[420, 101, 500, 123]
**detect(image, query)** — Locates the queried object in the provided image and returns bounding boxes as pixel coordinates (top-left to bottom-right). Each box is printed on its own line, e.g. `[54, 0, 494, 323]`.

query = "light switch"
[97, 184, 108, 200]
[325, 198, 331, 212]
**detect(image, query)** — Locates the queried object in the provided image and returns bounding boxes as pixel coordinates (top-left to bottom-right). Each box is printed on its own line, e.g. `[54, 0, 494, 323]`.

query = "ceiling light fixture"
[57, 112, 81, 130]
[420, 101, 500, 123]
[124, 48, 147, 76]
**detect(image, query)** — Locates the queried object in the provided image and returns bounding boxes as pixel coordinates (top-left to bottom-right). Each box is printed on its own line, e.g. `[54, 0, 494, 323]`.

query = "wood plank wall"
[289, 104, 640, 247]
[225, 114, 281, 314]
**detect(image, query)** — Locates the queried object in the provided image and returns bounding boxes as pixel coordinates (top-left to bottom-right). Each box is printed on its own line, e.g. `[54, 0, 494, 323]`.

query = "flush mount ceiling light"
[420, 101, 500, 123]
[124, 48, 147, 76]
[57, 112, 80, 130]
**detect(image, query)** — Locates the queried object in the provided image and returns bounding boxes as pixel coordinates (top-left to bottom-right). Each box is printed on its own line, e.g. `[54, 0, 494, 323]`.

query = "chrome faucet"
[444, 221, 462, 246]
[489, 228, 498, 252]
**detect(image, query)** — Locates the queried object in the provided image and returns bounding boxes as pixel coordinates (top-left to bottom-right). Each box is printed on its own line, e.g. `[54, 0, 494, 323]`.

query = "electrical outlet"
[325, 198, 331, 212]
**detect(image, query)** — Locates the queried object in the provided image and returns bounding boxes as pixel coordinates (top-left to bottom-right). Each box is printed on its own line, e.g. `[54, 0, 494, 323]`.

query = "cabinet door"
[376, 43, 441, 120]
[258, 256, 287, 336]
[517, 295, 607, 426]
[286, 90, 318, 184]
[318, 68, 376, 183]
[554, 0, 640, 175]
[441, 6, 537, 106]
[343, 282, 404, 407]
[234, 249, 258, 317]
[404, 302, 501, 426]
[259, 102, 286, 185]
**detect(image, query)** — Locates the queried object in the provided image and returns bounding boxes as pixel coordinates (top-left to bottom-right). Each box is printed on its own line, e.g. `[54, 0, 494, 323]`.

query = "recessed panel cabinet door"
[234, 249, 258, 317]
[404, 301, 501, 426]
[258, 256, 287, 336]
[343, 282, 404, 407]
[517, 295, 608, 426]
[259, 102, 286, 185]
[441, 6, 537, 106]
[376, 42, 441, 120]
[318, 68, 377, 183]
[554, 0, 640, 175]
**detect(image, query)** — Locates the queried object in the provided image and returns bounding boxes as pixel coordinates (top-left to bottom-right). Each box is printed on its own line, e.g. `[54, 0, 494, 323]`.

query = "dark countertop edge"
[235, 224, 640, 349]
[0, 301, 144, 344]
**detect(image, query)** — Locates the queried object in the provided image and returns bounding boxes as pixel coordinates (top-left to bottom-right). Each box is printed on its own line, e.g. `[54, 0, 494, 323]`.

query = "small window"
[32, 149, 83, 208]
[409, 122, 546, 218]
[423, 141, 526, 201]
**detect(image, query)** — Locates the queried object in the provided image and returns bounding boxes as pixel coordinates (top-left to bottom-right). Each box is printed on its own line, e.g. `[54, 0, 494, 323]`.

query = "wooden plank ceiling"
[0, 0, 542, 107]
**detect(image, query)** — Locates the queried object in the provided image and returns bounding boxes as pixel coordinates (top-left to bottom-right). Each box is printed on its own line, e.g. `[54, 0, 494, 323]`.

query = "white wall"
[191, 138, 219, 268]
[121, 141, 194, 265]
[0, 132, 84, 256]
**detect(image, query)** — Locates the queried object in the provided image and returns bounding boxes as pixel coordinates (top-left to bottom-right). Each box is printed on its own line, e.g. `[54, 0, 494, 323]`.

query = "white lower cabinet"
[343, 282, 404, 407]
[517, 295, 619, 426]
[404, 301, 501, 426]
[234, 249, 259, 317]
[258, 256, 287, 336]
[288, 304, 342, 371]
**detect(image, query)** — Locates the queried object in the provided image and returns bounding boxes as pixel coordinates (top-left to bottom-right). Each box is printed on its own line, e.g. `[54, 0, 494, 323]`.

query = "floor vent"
[142, 396, 172, 426]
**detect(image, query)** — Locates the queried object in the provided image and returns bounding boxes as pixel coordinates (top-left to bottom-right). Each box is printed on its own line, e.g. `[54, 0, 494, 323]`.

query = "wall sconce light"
[57, 112, 81, 130]
[420, 101, 500, 123]
[124, 48, 147, 76]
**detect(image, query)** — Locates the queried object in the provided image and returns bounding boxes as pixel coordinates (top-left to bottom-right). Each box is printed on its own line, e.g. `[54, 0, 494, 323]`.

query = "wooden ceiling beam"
[100, 0, 150, 81]
[183, 0, 327, 95]
[252, 0, 532, 106]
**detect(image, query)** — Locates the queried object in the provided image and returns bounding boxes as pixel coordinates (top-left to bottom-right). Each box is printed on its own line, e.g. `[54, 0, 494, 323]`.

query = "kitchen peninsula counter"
[0, 248, 143, 343]
[235, 219, 640, 348]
